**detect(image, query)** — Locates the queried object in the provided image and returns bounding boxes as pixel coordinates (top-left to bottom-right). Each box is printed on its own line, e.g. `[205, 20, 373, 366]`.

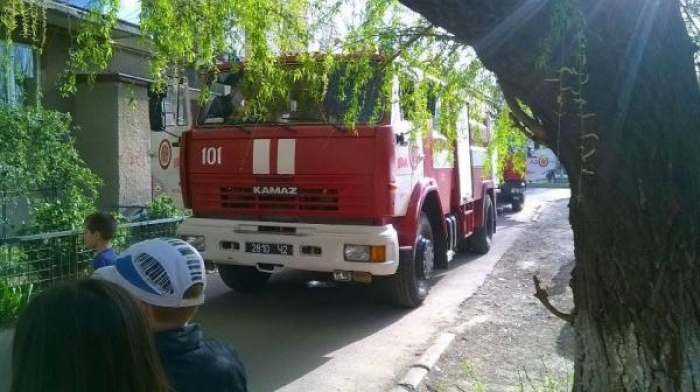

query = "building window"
[0, 42, 36, 107]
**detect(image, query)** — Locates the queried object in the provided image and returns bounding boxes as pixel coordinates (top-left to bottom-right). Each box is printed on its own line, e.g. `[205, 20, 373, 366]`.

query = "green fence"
[0, 217, 183, 324]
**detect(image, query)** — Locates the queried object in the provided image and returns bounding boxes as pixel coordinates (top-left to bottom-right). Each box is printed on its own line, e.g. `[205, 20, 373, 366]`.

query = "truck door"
[457, 106, 473, 203]
[392, 74, 425, 217]
[148, 79, 191, 209]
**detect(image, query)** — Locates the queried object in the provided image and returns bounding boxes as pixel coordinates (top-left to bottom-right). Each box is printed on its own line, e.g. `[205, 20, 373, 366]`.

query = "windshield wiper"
[230, 122, 295, 134]
[229, 124, 251, 134]
[282, 116, 349, 133]
[328, 122, 347, 133]
[283, 116, 325, 122]
[273, 122, 297, 133]
[319, 111, 350, 133]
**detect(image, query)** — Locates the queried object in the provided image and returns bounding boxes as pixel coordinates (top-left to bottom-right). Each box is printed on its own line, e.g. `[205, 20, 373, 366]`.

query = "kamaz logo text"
[253, 186, 298, 195]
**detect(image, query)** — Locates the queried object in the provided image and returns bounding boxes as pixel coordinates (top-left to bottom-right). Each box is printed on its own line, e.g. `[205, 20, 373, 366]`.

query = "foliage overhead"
[2, 0, 509, 145]
[2, 0, 698, 135]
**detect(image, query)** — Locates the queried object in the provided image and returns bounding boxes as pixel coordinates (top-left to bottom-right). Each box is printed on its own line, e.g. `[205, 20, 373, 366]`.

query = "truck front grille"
[220, 187, 340, 211]
[189, 175, 375, 217]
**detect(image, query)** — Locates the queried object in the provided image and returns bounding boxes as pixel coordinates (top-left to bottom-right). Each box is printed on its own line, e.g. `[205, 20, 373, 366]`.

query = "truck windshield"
[197, 64, 384, 127]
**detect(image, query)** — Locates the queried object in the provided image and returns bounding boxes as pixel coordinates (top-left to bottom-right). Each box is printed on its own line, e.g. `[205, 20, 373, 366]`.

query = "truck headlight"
[344, 245, 386, 262]
[180, 235, 205, 251]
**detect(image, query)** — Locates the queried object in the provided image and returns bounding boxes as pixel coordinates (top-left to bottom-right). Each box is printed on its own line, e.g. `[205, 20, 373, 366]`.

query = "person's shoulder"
[95, 248, 116, 259]
[91, 249, 116, 269]
[199, 339, 248, 391]
[201, 339, 244, 364]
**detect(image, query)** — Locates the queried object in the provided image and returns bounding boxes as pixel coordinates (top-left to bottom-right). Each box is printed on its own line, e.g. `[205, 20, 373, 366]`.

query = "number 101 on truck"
[148, 55, 497, 307]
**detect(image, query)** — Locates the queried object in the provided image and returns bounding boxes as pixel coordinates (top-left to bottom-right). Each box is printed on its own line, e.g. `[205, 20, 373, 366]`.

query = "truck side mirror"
[395, 132, 407, 146]
[148, 84, 167, 132]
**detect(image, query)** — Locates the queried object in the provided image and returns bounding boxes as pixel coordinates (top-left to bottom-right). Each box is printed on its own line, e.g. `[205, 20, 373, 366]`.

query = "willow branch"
[533, 275, 576, 324]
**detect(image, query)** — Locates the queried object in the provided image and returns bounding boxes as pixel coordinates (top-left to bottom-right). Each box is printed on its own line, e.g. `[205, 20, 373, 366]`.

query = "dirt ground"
[419, 199, 576, 392]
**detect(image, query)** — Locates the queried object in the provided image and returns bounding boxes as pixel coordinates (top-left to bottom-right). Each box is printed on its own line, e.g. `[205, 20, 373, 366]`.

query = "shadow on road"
[556, 324, 576, 360]
[196, 271, 410, 391]
[497, 204, 531, 227]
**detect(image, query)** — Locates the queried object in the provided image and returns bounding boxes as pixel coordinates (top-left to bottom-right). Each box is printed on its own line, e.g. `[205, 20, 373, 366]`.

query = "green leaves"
[0, 244, 33, 325]
[0, 106, 101, 234]
[0, 278, 33, 325]
[486, 106, 528, 181]
[59, 0, 121, 96]
[146, 193, 187, 219]
[2, 0, 46, 50]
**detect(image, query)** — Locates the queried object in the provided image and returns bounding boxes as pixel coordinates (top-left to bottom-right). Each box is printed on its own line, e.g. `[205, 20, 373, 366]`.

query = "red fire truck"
[497, 151, 526, 212]
[148, 58, 496, 307]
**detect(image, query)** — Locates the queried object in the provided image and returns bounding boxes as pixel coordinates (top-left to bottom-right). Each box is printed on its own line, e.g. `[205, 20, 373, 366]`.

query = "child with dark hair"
[11, 279, 170, 392]
[83, 211, 117, 271]
[94, 238, 248, 392]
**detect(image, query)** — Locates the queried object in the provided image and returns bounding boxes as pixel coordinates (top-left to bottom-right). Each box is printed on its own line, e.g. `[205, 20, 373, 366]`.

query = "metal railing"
[0, 217, 184, 293]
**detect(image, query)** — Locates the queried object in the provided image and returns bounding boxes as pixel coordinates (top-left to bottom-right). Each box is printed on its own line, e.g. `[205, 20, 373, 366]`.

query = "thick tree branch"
[502, 88, 548, 144]
[533, 275, 576, 324]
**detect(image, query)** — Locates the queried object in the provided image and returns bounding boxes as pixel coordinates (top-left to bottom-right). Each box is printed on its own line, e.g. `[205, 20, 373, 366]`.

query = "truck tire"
[387, 213, 435, 308]
[470, 195, 495, 254]
[511, 198, 524, 212]
[218, 265, 270, 293]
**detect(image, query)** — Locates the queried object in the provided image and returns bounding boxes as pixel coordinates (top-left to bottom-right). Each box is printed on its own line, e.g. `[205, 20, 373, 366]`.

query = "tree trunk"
[398, 0, 700, 390]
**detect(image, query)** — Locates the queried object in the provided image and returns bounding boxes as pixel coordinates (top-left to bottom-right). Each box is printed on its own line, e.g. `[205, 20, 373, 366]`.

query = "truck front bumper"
[497, 181, 526, 203]
[176, 218, 400, 276]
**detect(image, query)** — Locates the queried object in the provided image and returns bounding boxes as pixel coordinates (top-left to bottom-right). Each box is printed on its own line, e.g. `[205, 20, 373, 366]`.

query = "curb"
[531, 204, 545, 222]
[389, 333, 455, 392]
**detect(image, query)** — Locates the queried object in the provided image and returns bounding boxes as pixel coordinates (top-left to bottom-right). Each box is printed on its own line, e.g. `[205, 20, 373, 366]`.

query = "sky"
[60, 0, 141, 24]
[116, 0, 140, 24]
[56, 0, 427, 56]
[60, 0, 364, 29]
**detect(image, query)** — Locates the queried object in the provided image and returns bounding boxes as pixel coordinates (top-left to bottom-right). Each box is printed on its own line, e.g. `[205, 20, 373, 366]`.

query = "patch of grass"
[517, 363, 573, 392]
[444, 359, 572, 392]
[426, 380, 450, 392]
[460, 360, 487, 392]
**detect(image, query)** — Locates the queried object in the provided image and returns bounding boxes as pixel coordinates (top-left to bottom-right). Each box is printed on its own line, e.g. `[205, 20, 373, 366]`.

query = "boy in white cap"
[94, 238, 247, 392]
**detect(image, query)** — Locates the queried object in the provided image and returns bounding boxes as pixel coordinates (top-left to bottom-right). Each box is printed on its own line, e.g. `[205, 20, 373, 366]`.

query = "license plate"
[245, 242, 293, 256]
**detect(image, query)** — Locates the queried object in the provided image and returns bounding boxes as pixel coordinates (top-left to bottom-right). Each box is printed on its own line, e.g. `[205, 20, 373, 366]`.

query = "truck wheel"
[218, 265, 270, 293]
[511, 199, 524, 212]
[387, 213, 434, 308]
[470, 195, 495, 254]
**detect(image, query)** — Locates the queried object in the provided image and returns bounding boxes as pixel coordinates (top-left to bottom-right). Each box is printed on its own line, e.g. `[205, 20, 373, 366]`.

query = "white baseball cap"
[94, 238, 206, 308]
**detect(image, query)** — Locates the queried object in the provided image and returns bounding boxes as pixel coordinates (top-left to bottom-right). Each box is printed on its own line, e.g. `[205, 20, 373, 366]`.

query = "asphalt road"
[193, 188, 571, 392]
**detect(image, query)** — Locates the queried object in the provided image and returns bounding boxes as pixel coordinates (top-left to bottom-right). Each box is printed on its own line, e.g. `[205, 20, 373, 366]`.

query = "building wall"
[39, 25, 154, 210]
[41, 26, 74, 113]
[73, 81, 120, 208]
[107, 45, 151, 78]
[117, 82, 151, 207]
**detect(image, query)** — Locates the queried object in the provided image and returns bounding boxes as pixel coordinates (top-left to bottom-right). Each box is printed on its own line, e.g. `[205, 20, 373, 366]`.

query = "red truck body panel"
[183, 125, 393, 221]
